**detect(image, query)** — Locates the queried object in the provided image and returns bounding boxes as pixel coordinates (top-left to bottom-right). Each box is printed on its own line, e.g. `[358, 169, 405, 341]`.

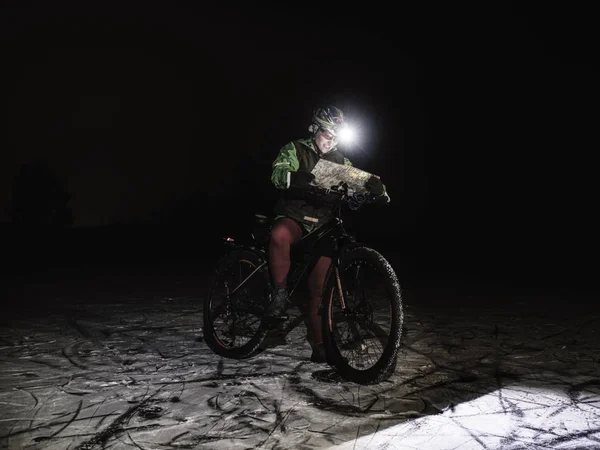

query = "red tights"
[268, 218, 331, 347]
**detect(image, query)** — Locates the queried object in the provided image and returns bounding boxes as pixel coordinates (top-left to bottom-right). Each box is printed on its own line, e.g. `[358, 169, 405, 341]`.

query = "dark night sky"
[2, 4, 598, 285]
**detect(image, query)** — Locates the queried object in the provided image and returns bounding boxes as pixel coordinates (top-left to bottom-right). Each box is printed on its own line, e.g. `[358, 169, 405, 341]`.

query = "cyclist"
[265, 105, 390, 362]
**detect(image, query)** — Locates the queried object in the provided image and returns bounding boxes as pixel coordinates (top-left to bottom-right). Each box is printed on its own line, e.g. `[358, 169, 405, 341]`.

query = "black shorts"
[295, 219, 336, 259]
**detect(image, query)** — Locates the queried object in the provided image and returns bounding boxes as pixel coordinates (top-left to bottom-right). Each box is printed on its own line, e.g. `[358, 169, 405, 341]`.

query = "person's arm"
[271, 142, 300, 189]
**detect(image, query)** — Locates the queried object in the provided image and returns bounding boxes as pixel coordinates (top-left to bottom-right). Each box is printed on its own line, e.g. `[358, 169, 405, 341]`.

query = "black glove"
[365, 175, 384, 196]
[289, 171, 315, 188]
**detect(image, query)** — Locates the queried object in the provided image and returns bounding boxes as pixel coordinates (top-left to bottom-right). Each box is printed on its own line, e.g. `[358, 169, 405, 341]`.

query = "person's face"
[315, 129, 338, 153]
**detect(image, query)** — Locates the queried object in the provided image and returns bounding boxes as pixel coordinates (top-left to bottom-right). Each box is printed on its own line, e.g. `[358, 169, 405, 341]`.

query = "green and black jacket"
[271, 138, 352, 227]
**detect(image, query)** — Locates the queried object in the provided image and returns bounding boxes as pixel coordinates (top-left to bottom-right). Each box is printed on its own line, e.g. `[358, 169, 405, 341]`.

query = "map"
[310, 159, 375, 194]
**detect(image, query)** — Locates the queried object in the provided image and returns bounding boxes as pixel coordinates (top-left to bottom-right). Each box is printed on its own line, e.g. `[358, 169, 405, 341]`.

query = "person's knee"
[270, 219, 300, 247]
[270, 224, 291, 247]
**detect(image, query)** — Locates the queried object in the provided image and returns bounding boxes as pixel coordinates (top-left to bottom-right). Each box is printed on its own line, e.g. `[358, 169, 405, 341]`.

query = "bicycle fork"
[335, 267, 347, 310]
[332, 265, 368, 355]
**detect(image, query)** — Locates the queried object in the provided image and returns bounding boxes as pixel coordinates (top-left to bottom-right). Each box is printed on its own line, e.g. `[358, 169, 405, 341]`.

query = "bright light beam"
[338, 125, 357, 146]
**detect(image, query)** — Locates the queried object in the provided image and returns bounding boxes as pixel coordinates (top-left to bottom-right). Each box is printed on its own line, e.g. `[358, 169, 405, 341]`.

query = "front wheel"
[321, 246, 403, 384]
[203, 248, 271, 359]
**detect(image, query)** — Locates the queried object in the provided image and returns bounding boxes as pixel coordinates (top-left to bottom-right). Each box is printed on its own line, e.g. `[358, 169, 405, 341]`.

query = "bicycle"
[203, 183, 403, 385]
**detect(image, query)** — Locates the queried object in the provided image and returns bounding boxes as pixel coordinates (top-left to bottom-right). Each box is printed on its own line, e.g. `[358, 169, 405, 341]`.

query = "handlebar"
[304, 182, 387, 210]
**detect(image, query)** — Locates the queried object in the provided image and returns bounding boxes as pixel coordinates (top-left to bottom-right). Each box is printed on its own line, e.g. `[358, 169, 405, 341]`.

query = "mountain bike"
[203, 184, 403, 385]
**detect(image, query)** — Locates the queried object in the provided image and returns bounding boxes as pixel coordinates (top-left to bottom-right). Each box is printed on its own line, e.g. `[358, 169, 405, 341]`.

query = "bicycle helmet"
[308, 105, 345, 137]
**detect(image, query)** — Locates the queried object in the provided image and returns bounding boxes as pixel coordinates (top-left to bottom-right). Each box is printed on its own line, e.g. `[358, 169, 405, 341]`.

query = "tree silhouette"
[9, 160, 73, 228]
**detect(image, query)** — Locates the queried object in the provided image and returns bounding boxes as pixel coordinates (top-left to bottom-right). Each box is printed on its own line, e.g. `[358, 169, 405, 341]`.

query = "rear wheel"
[203, 248, 271, 359]
[322, 246, 403, 384]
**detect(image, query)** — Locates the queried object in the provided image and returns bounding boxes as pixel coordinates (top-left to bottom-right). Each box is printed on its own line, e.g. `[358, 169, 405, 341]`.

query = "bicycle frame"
[221, 211, 354, 304]
[221, 184, 379, 304]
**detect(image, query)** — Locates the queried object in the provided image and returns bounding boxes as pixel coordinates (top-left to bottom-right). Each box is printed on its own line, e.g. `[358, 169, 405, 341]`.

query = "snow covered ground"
[1, 266, 599, 449]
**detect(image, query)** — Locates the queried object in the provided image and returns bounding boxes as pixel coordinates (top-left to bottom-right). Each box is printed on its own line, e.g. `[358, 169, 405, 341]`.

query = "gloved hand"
[289, 170, 315, 188]
[365, 175, 384, 196]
